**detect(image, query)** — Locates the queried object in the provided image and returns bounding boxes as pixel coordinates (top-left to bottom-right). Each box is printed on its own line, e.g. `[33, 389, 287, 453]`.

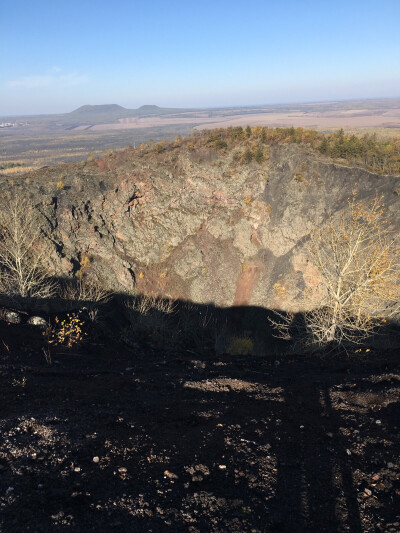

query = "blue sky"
[1, 0, 399, 115]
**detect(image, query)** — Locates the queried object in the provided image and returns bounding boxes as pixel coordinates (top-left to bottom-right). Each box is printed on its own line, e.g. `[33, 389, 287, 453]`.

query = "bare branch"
[271, 192, 400, 350]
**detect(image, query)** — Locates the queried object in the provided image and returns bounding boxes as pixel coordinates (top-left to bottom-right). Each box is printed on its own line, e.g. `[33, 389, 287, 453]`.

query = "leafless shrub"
[0, 195, 57, 303]
[125, 293, 176, 317]
[123, 292, 177, 348]
[59, 277, 111, 310]
[271, 192, 400, 350]
[123, 293, 216, 353]
[178, 302, 216, 352]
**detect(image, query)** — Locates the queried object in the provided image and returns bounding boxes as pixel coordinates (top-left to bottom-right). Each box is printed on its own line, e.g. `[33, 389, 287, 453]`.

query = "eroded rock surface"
[5, 140, 400, 310]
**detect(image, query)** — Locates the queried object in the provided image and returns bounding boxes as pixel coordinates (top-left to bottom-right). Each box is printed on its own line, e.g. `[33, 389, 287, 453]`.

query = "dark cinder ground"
[0, 322, 399, 532]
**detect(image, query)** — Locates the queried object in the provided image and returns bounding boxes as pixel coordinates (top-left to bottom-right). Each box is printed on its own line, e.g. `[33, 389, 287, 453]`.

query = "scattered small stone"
[387, 462, 394, 469]
[6, 487, 14, 494]
[4, 311, 21, 324]
[326, 432, 334, 438]
[218, 465, 227, 470]
[118, 467, 127, 474]
[32, 453, 37, 459]
[376, 420, 382, 425]
[346, 449, 352, 456]
[300, 425, 304, 429]
[372, 474, 380, 481]
[364, 488, 372, 497]
[164, 470, 178, 479]
[74, 467, 81, 472]
[93, 456, 100, 463]
[27, 316, 47, 327]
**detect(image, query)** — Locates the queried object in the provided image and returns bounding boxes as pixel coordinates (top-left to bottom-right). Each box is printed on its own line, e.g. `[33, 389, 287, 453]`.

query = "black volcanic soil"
[0, 322, 399, 532]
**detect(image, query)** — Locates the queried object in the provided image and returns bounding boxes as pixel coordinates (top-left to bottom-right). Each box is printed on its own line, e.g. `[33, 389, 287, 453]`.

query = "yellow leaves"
[273, 283, 287, 296]
[44, 311, 87, 348]
[80, 255, 92, 270]
[12, 376, 27, 388]
[304, 190, 399, 346]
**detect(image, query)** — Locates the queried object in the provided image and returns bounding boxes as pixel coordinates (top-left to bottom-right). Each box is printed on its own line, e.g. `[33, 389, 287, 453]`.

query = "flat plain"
[1, 98, 399, 169]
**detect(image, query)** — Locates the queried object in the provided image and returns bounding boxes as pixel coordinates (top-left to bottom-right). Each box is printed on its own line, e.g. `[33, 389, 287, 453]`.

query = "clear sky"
[1, 0, 399, 115]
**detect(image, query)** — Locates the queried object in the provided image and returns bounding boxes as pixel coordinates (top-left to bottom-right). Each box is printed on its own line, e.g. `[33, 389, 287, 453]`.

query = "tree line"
[200, 126, 400, 175]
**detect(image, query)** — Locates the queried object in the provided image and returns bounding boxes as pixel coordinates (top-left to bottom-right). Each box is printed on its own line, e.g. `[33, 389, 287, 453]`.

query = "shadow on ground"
[0, 293, 399, 532]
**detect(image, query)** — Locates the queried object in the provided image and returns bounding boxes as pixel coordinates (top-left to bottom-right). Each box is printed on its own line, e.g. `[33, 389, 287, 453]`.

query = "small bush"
[45, 311, 87, 348]
[242, 149, 253, 164]
[226, 336, 254, 355]
[214, 139, 227, 150]
[254, 146, 264, 163]
[154, 141, 167, 153]
[59, 277, 110, 311]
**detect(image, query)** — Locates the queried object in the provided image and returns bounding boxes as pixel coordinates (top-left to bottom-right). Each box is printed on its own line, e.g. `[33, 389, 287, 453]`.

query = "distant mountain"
[69, 104, 173, 117]
[70, 104, 128, 115]
[136, 105, 162, 114]
[66, 103, 186, 123]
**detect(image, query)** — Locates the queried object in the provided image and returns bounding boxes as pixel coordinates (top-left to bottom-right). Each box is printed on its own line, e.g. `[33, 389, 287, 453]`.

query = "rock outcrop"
[4, 137, 400, 311]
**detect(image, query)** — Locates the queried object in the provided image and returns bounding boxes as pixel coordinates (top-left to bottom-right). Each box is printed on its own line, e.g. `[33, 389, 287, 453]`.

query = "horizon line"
[1, 95, 400, 119]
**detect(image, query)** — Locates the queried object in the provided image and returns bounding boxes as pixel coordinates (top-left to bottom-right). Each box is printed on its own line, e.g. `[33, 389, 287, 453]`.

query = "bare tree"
[271, 192, 400, 349]
[0, 195, 56, 302]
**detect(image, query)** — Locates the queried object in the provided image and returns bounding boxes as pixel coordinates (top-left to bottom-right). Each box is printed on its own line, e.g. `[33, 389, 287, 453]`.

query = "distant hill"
[64, 104, 129, 124]
[136, 105, 162, 114]
[69, 104, 127, 116]
[66, 103, 188, 123]
[69, 104, 181, 117]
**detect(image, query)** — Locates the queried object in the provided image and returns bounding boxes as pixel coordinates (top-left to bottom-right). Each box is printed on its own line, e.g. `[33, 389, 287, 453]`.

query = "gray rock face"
[8, 142, 400, 311]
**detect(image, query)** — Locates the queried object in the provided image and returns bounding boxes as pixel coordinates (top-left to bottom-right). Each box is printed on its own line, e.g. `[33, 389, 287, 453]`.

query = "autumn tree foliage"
[272, 193, 400, 349]
[198, 126, 400, 175]
[319, 130, 400, 174]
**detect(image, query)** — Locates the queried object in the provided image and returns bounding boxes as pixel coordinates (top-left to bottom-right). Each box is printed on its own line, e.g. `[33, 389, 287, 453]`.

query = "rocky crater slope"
[3, 132, 400, 311]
